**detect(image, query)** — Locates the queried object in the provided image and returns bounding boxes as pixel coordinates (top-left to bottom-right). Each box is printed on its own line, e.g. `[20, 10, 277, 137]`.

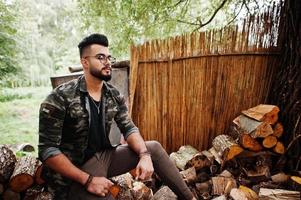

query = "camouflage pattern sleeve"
[38, 89, 66, 162]
[114, 93, 139, 139]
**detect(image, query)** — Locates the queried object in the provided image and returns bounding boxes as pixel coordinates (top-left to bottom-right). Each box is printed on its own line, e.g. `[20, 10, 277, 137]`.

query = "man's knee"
[145, 140, 165, 159]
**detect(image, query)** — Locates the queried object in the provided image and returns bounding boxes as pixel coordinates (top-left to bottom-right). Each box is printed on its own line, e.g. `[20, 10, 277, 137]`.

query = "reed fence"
[129, 4, 282, 153]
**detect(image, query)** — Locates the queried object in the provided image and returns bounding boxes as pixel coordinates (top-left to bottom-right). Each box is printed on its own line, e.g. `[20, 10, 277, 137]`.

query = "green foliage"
[0, 0, 19, 78]
[78, 0, 278, 58]
[0, 0, 279, 87]
[0, 87, 33, 102]
[78, 0, 194, 58]
[13, 0, 85, 87]
[0, 87, 51, 150]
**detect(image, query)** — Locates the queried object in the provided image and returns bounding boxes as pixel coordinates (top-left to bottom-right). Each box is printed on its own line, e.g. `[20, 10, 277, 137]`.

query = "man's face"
[82, 44, 112, 82]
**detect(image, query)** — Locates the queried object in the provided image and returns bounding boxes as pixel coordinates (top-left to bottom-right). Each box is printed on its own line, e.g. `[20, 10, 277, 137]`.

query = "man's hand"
[86, 176, 114, 197]
[135, 155, 154, 181]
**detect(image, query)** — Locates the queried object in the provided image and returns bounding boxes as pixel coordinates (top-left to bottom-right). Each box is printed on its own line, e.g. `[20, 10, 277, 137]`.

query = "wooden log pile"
[1, 104, 300, 200]
[0, 145, 51, 200]
[167, 104, 301, 200]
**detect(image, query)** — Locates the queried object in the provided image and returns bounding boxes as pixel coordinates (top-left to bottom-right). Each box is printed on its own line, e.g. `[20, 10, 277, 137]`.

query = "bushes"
[0, 88, 32, 102]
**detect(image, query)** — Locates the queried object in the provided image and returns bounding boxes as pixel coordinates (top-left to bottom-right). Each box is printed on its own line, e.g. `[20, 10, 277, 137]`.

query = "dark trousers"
[68, 141, 193, 200]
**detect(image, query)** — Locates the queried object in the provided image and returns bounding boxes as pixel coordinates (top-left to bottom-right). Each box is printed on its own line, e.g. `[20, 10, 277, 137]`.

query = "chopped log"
[271, 172, 290, 183]
[23, 185, 44, 200]
[252, 181, 283, 194]
[195, 181, 211, 193]
[237, 150, 276, 159]
[224, 178, 236, 194]
[201, 150, 215, 162]
[2, 188, 21, 200]
[262, 135, 278, 148]
[212, 195, 227, 200]
[17, 143, 35, 152]
[219, 170, 233, 178]
[111, 173, 133, 199]
[185, 153, 212, 170]
[180, 167, 197, 184]
[9, 156, 37, 192]
[230, 188, 248, 200]
[210, 164, 219, 176]
[0, 145, 17, 182]
[239, 185, 258, 200]
[169, 145, 199, 170]
[34, 191, 53, 200]
[131, 181, 153, 199]
[150, 186, 177, 200]
[200, 192, 211, 200]
[109, 184, 121, 198]
[196, 171, 211, 183]
[208, 147, 222, 164]
[289, 176, 301, 191]
[233, 115, 274, 138]
[240, 133, 263, 152]
[212, 134, 243, 161]
[34, 162, 45, 185]
[258, 188, 300, 200]
[256, 154, 273, 168]
[273, 141, 285, 154]
[111, 173, 133, 189]
[212, 176, 237, 195]
[244, 165, 270, 183]
[241, 104, 280, 124]
[273, 123, 284, 138]
[291, 176, 301, 184]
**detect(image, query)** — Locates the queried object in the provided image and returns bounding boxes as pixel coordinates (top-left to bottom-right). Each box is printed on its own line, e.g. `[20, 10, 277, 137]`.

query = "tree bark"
[233, 115, 274, 138]
[242, 104, 280, 124]
[0, 145, 17, 182]
[9, 156, 37, 192]
[268, 0, 301, 171]
[258, 188, 300, 200]
[212, 134, 243, 161]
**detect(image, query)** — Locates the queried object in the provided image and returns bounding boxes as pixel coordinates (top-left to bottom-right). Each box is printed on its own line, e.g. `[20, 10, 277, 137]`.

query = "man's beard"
[90, 66, 112, 82]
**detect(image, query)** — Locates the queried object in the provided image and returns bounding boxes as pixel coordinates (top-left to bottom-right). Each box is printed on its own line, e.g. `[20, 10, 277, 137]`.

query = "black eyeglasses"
[84, 54, 116, 64]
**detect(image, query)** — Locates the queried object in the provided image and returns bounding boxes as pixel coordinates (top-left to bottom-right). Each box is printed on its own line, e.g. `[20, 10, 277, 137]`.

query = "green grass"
[0, 87, 52, 153]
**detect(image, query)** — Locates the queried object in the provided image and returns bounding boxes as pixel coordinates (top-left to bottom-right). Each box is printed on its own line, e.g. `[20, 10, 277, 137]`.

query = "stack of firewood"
[1, 104, 300, 200]
[168, 104, 301, 200]
[0, 145, 50, 200]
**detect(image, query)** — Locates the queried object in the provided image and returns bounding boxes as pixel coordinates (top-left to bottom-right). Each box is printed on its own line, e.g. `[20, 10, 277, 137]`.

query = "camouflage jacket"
[38, 75, 138, 198]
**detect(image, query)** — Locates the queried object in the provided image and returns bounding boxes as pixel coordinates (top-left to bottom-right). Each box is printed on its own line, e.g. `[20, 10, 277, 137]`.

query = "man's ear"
[80, 58, 88, 70]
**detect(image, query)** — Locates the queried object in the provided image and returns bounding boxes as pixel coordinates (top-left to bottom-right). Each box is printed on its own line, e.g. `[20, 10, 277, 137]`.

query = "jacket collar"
[79, 75, 110, 95]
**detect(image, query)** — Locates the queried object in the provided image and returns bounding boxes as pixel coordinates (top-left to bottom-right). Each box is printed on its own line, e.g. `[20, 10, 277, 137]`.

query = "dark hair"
[78, 33, 109, 57]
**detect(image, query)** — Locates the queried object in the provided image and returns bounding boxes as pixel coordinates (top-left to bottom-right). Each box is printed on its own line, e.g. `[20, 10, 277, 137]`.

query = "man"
[39, 33, 196, 200]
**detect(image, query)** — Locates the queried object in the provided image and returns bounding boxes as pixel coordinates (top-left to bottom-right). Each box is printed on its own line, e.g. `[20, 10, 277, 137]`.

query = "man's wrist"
[139, 150, 151, 158]
[79, 173, 90, 185]
[84, 174, 94, 189]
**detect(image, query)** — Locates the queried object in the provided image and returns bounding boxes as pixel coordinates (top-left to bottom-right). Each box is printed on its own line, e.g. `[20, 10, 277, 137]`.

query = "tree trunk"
[268, 0, 301, 171]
